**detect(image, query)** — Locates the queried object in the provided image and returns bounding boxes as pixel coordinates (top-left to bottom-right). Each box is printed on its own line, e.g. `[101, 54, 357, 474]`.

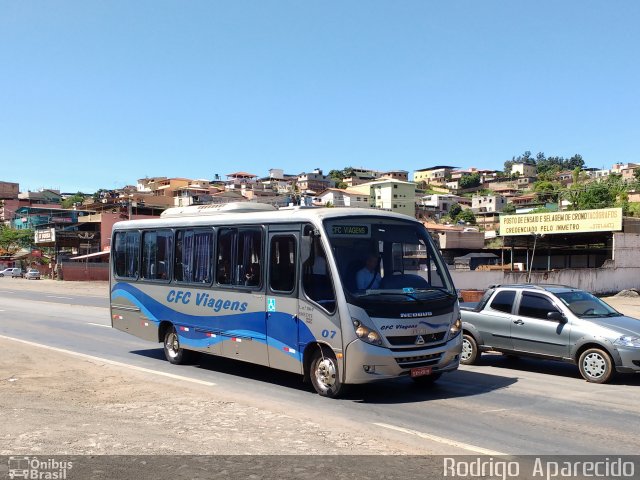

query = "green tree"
[61, 192, 86, 209]
[458, 172, 481, 189]
[448, 203, 462, 219]
[0, 226, 35, 255]
[565, 154, 585, 171]
[536, 153, 585, 175]
[533, 180, 562, 203]
[576, 182, 617, 209]
[502, 160, 514, 175]
[456, 209, 476, 225]
[502, 203, 516, 214]
[92, 189, 111, 202]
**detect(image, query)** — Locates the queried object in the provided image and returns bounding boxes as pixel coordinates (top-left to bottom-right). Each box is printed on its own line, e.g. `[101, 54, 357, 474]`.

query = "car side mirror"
[547, 311, 567, 323]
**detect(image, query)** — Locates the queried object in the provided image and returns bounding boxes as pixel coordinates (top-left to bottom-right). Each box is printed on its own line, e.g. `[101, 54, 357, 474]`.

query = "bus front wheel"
[164, 327, 190, 365]
[310, 347, 346, 398]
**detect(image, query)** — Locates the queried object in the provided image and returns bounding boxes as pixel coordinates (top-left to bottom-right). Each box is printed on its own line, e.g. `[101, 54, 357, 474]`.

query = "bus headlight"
[448, 317, 462, 341]
[352, 319, 383, 346]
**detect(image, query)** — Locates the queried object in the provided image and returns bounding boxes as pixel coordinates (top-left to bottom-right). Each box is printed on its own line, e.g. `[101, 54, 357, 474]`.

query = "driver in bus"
[356, 253, 381, 290]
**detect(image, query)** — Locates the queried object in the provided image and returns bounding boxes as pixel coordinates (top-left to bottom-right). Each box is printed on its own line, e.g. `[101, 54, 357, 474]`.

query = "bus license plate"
[410, 366, 432, 378]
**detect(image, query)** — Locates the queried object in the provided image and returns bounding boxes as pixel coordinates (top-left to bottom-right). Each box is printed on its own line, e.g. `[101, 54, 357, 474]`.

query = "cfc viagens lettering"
[167, 289, 248, 313]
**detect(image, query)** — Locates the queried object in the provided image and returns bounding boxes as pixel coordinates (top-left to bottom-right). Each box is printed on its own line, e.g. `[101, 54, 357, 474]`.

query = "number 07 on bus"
[110, 203, 462, 397]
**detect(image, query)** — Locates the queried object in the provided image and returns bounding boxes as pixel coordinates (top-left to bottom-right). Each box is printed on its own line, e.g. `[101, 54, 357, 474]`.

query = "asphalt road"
[1, 279, 639, 455]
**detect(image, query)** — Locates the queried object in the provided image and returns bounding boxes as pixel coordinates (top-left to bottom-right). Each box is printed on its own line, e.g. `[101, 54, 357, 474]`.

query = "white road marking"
[373, 422, 508, 456]
[88, 322, 111, 328]
[0, 334, 217, 387]
[46, 295, 73, 300]
[481, 408, 509, 413]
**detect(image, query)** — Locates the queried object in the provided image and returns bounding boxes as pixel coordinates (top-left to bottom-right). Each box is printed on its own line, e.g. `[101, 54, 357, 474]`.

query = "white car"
[24, 269, 41, 280]
[0, 267, 23, 278]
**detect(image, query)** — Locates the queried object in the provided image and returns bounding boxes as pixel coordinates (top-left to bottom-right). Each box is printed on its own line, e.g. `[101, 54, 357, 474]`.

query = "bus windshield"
[324, 217, 455, 302]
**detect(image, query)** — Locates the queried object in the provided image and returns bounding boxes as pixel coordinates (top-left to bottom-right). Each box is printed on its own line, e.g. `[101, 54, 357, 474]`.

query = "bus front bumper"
[343, 334, 462, 384]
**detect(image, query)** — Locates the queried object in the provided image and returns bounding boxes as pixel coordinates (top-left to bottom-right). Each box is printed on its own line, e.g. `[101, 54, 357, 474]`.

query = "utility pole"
[526, 233, 540, 283]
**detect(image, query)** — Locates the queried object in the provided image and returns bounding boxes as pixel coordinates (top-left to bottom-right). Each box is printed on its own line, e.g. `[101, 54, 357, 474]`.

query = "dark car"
[460, 284, 640, 383]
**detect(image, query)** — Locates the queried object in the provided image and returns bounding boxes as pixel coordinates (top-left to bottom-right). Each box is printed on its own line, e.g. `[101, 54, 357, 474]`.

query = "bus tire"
[310, 347, 346, 398]
[163, 327, 191, 365]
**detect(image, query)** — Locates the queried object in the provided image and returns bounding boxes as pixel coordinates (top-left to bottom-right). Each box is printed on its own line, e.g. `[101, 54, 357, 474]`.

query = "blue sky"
[1, 1, 639, 193]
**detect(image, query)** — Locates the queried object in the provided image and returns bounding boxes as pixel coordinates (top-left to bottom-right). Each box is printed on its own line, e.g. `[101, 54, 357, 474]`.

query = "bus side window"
[270, 235, 295, 292]
[175, 229, 213, 284]
[114, 231, 140, 279]
[142, 230, 172, 281]
[216, 229, 234, 285]
[235, 229, 262, 287]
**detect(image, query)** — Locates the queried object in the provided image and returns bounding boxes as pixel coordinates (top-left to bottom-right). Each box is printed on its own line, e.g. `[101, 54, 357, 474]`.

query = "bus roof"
[112, 204, 419, 230]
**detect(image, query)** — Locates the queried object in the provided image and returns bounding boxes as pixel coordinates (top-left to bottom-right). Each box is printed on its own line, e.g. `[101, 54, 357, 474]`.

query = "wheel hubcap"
[166, 333, 179, 358]
[315, 358, 336, 390]
[583, 352, 606, 378]
[461, 339, 472, 361]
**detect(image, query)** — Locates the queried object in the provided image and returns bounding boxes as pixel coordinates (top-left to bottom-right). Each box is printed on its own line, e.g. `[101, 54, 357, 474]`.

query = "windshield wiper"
[413, 286, 458, 298]
[358, 291, 418, 301]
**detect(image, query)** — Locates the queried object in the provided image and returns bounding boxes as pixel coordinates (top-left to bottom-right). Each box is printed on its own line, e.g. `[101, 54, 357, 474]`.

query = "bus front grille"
[395, 353, 442, 369]
[386, 331, 446, 347]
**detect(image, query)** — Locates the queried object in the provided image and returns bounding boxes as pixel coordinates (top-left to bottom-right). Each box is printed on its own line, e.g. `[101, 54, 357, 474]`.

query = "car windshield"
[325, 217, 456, 302]
[554, 290, 621, 318]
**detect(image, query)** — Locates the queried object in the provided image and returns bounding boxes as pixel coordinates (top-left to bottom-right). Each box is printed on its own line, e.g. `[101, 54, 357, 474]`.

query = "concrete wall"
[439, 231, 485, 249]
[450, 267, 640, 295]
[613, 233, 640, 268]
[60, 263, 109, 281]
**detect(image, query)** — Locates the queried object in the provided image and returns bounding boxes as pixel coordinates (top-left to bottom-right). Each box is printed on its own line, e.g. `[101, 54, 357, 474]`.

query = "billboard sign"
[35, 228, 56, 244]
[501, 208, 623, 236]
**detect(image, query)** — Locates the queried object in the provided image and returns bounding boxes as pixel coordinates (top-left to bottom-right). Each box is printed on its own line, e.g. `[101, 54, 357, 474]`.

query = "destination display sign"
[329, 224, 370, 237]
[501, 207, 623, 236]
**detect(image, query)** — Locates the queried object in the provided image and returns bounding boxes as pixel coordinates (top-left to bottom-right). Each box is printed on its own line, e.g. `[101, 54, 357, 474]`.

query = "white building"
[511, 162, 537, 177]
[471, 194, 507, 213]
[314, 188, 370, 208]
[420, 194, 465, 214]
[349, 179, 417, 217]
[297, 169, 334, 194]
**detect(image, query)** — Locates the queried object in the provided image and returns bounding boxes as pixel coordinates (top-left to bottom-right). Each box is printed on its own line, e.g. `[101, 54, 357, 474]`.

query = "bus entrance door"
[266, 232, 302, 374]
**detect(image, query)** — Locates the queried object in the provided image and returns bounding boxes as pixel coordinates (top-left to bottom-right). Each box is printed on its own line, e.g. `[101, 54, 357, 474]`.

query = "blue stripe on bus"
[112, 282, 314, 361]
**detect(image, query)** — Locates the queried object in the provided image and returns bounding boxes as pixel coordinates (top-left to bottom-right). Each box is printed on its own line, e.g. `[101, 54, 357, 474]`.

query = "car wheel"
[163, 327, 192, 365]
[309, 347, 346, 398]
[460, 333, 479, 365]
[411, 372, 442, 386]
[578, 347, 614, 384]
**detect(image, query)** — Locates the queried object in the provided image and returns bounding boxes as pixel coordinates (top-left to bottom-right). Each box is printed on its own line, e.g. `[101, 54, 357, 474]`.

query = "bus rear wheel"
[163, 327, 191, 365]
[310, 347, 346, 398]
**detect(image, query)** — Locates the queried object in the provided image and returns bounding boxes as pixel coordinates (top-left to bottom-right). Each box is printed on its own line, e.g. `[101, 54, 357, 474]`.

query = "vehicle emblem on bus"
[400, 312, 433, 318]
[267, 298, 277, 312]
[415, 335, 425, 345]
